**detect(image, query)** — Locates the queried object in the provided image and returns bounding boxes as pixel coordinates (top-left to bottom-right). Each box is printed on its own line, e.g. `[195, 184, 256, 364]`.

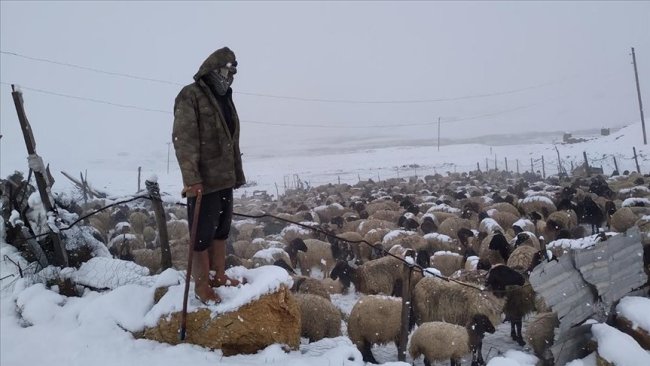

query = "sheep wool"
[348, 295, 402, 363]
[293, 293, 342, 343]
[487, 202, 521, 217]
[292, 276, 331, 300]
[413, 277, 503, 327]
[438, 217, 473, 240]
[430, 251, 464, 276]
[409, 321, 470, 363]
[525, 312, 559, 361]
[296, 239, 335, 278]
[507, 245, 539, 271]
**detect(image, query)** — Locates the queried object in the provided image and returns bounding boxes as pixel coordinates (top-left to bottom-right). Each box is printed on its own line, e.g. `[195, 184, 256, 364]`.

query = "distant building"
[601, 128, 610, 136]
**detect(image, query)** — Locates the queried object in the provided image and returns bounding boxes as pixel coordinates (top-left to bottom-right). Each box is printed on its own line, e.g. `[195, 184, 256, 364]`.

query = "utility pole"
[437, 117, 441, 152]
[632, 47, 647, 145]
[166, 142, 172, 174]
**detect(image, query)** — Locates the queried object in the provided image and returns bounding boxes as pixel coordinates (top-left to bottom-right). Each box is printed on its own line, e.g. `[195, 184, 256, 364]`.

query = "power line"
[2, 49, 565, 104]
[0, 81, 171, 114]
[0, 51, 183, 87]
[1, 81, 540, 128]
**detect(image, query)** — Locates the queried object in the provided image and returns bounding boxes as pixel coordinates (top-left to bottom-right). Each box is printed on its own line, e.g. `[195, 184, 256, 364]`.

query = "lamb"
[409, 314, 496, 366]
[412, 276, 503, 329]
[330, 255, 404, 296]
[524, 312, 559, 365]
[485, 264, 536, 346]
[293, 293, 342, 343]
[333, 231, 369, 264]
[273, 259, 335, 299]
[296, 238, 346, 278]
[347, 295, 403, 363]
[284, 237, 308, 268]
[251, 247, 292, 268]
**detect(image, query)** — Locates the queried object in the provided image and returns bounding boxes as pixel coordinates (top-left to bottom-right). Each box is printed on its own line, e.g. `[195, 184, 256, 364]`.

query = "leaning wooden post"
[633, 147, 641, 173]
[613, 156, 619, 173]
[505, 157, 509, 172]
[11, 85, 68, 267]
[398, 251, 414, 362]
[583, 151, 590, 176]
[541, 156, 546, 179]
[476, 162, 480, 172]
[146, 179, 172, 270]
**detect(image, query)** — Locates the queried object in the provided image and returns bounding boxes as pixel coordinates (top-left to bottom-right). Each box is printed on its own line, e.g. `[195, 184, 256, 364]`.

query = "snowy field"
[2, 122, 650, 366]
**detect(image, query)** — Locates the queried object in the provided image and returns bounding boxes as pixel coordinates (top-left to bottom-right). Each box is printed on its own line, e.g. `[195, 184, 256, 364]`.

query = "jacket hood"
[193, 47, 236, 81]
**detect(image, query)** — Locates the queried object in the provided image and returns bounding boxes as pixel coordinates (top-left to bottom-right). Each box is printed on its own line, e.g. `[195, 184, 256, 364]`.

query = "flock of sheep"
[82, 169, 650, 365]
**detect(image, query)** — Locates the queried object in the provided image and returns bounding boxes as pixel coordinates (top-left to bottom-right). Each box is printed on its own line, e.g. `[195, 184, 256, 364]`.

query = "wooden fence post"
[542, 156, 546, 179]
[11, 85, 68, 267]
[613, 156, 619, 174]
[398, 253, 414, 362]
[505, 157, 508, 172]
[516, 159, 520, 174]
[530, 158, 534, 174]
[477, 162, 480, 172]
[583, 152, 590, 176]
[485, 158, 488, 171]
[494, 154, 497, 170]
[146, 179, 172, 270]
[138, 166, 142, 192]
[633, 147, 641, 173]
[80, 172, 88, 204]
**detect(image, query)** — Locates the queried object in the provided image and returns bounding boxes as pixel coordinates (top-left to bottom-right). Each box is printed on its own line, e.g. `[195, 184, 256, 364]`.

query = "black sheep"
[485, 265, 532, 346]
[581, 196, 605, 234]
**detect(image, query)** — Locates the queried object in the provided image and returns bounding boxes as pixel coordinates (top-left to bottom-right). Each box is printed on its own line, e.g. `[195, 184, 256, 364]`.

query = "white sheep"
[409, 314, 496, 366]
[347, 295, 403, 364]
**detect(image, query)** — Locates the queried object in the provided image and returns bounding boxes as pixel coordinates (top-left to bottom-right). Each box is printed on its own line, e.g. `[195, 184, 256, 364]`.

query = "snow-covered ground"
[2, 122, 650, 366]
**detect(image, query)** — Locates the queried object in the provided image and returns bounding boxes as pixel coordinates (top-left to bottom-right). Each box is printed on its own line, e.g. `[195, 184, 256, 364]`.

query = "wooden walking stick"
[180, 191, 203, 341]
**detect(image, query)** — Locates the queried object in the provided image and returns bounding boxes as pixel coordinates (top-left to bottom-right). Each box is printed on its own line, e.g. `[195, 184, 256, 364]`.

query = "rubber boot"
[193, 250, 220, 304]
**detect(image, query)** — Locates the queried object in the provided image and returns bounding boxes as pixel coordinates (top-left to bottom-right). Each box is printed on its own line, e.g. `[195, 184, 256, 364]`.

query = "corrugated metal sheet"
[529, 253, 596, 334]
[529, 228, 648, 365]
[573, 229, 647, 304]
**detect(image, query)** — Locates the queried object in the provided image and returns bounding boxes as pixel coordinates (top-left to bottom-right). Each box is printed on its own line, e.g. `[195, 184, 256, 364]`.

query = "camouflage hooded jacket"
[172, 47, 245, 196]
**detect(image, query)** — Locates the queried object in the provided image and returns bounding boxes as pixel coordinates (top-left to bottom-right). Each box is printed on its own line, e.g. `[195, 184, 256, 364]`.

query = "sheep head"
[330, 260, 354, 289]
[468, 313, 496, 337]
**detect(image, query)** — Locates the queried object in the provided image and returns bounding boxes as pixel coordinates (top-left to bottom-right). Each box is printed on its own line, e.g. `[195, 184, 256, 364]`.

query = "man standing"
[172, 47, 245, 303]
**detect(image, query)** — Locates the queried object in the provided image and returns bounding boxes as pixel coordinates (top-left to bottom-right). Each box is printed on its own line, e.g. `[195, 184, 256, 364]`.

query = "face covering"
[205, 62, 237, 96]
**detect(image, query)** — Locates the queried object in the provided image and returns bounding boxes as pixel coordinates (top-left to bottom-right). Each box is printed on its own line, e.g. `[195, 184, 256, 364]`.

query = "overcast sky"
[1, 1, 649, 178]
